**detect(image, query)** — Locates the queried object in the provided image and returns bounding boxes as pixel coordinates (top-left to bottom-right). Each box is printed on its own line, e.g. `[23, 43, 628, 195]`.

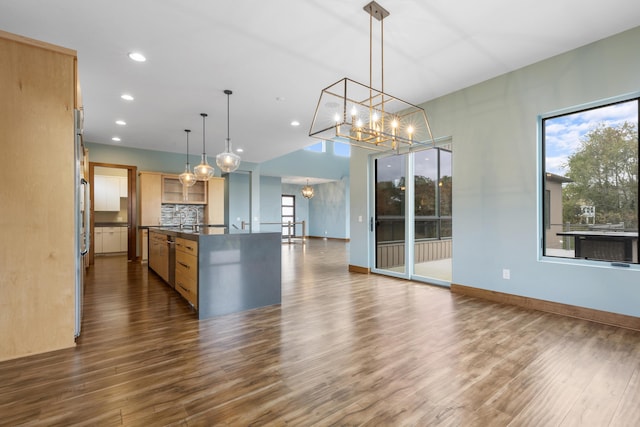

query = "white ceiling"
[2, 1, 639, 164]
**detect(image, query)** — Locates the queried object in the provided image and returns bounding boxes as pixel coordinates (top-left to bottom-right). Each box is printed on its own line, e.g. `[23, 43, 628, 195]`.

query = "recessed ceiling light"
[291, 120, 300, 127]
[128, 52, 146, 62]
[121, 94, 134, 101]
[112, 137, 121, 142]
[115, 120, 126, 126]
[236, 148, 244, 153]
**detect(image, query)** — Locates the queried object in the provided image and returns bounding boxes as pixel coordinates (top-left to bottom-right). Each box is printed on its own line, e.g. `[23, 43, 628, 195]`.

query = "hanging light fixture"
[216, 89, 241, 173]
[309, 1, 434, 152]
[301, 179, 314, 199]
[179, 129, 197, 188]
[194, 113, 215, 181]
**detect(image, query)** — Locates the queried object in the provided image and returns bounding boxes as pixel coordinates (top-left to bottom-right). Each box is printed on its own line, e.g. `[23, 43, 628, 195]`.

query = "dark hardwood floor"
[1, 239, 640, 426]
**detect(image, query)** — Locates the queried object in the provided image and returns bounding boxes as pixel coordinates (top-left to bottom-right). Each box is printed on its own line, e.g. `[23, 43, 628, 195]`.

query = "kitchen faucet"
[172, 208, 186, 229]
[185, 206, 200, 231]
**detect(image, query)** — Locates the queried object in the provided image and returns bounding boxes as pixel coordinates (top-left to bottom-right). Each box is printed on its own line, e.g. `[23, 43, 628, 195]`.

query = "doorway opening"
[281, 195, 296, 238]
[371, 144, 452, 285]
[89, 162, 137, 264]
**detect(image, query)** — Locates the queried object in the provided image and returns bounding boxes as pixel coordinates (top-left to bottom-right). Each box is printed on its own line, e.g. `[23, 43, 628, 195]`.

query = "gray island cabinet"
[147, 227, 282, 319]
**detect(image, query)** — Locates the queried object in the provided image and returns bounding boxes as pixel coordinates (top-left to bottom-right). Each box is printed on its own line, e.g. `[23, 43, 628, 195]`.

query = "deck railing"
[376, 239, 452, 269]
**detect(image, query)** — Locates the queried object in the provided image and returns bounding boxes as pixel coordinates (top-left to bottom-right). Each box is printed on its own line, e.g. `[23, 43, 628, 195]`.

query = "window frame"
[539, 92, 640, 268]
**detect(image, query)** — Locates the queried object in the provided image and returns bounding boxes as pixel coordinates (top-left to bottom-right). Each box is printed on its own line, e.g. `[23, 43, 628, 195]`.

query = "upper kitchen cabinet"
[139, 171, 162, 226]
[206, 177, 225, 224]
[94, 175, 121, 211]
[139, 172, 225, 227]
[0, 30, 79, 361]
[162, 175, 206, 204]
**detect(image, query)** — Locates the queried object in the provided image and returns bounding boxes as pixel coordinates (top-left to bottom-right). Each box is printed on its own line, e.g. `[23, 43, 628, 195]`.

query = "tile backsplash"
[160, 204, 205, 226]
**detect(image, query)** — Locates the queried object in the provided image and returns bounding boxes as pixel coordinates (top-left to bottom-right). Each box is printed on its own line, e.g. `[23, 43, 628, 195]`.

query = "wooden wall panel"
[0, 32, 77, 361]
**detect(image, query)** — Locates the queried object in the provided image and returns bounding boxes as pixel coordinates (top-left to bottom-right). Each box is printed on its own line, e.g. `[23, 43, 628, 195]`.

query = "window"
[376, 147, 452, 244]
[281, 195, 295, 237]
[542, 97, 639, 263]
[414, 148, 452, 240]
[333, 142, 351, 157]
[304, 141, 326, 153]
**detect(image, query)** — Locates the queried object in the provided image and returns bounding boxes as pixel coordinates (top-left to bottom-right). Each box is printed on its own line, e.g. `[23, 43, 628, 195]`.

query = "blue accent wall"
[260, 176, 283, 234]
[308, 177, 349, 239]
[227, 172, 251, 231]
[349, 26, 640, 317]
[261, 141, 349, 180]
[85, 142, 231, 176]
[281, 184, 309, 237]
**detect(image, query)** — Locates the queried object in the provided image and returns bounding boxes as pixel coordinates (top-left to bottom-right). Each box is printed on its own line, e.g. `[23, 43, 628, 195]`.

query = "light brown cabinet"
[141, 229, 149, 262]
[206, 177, 225, 224]
[148, 230, 169, 283]
[139, 172, 162, 262]
[139, 171, 162, 226]
[162, 175, 206, 204]
[175, 237, 198, 308]
[95, 227, 127, 253]
[1, 30, 79, 361]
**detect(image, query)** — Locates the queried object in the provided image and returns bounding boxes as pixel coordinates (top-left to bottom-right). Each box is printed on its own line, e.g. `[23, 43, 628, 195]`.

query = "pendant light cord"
[185, 129, 191, 166]
[200, 113, 208, 156]
[224, 89, 232, 151]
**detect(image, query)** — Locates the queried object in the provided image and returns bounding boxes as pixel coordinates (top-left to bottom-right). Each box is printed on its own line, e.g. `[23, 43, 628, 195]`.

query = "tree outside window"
[543, 98, 639, 262]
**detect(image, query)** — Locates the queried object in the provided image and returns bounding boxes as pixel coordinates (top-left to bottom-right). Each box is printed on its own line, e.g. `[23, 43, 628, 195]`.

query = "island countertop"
[142, 225, 277, 238]
[147, 226, 282, 319]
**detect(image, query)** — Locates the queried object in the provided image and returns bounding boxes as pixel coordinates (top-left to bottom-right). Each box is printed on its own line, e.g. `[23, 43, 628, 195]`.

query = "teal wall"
[264, 141, 350, 239]
[308, 177, 350, 239]
[260, 175, 283, 234]
[350, 26, 640, 317]
[86, 139, 351, 239]
[280, 180, 349, 239]
[226, 172, 251, 231]
[261, 141, 349, 180]
[85, 142, 238, 176]
[281, 184, 309, 237]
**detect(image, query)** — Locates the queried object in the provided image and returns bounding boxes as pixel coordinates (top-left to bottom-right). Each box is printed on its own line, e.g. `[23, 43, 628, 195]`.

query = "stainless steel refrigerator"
[74, 109, 90, 338]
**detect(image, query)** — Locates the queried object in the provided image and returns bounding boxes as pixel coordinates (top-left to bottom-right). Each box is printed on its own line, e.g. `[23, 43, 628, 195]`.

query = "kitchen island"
[147, 227, 281, 319]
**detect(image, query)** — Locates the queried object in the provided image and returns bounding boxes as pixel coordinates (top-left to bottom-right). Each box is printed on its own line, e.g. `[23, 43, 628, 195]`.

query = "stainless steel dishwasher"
[167, 235, 176, 288]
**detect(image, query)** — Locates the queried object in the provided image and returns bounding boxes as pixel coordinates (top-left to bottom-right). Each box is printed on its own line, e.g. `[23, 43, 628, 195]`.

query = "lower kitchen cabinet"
[102, 227, 120, 253]
[94, 228, 103, 253]
[95, 226, 128, 254]
[175, 237, 198, 308]
[148, 230, 169, 282]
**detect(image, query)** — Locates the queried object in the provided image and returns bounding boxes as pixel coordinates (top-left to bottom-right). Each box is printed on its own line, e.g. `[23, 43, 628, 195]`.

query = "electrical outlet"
[502, 269, 511, 280]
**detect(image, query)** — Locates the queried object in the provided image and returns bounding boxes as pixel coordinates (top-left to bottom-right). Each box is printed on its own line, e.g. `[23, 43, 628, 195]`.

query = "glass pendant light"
[216, 89, 241, 173]
[194, 113, 215, 181]
[178, 129, 197, 188]
[301, 179, 314, 199]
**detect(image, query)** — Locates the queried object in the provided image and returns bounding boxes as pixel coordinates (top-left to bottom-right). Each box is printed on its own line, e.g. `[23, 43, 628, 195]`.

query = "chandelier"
[301, 180, 314, 199]
[309, 1, 434, 152]
[216, 89, 241, 173]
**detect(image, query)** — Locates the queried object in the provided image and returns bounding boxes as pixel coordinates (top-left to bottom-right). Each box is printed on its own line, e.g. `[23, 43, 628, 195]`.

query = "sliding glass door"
[372, 146, 452, 285]
[374, 154, 408, 275]
[412, 149, 452, 283]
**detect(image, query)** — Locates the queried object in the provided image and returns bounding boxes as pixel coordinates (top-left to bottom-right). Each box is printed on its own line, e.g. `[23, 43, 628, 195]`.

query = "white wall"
[350, 26, 640, 317]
